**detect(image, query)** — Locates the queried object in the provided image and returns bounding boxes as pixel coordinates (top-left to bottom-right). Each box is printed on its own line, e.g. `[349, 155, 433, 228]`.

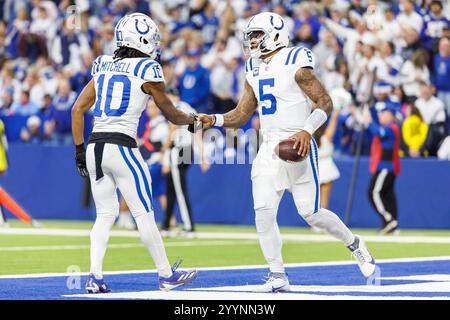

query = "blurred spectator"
[30, 0, 59, 22]
[400, 48, 430, 101]
[36, 57, 59, 96]
[379, 41, 404, 87]
[38, 93, 53, 120]
[190, 0, 219, 51]
[373, 81, 402, 116]
[10, 90, 38, 116]
[401, 103, 429, 157]
[69, 51, 93, 94]
[44, 79, 76, 144]
[23, 67, 45, 107]
[378, 6, 401, 43]
[415, 81, 447, 155]
[164, 1, 190, 35]
[177, 48, 211, 113]
[433, 37, 450, 123]
[396, 0, 423, 34]
[421, 0, 449, 51]
[352, 33, 385, 104]
[17, 32, 48, 64]
[400, 27, 425, 61]
[98, 24, 116, 55]
[205, 28, 244, 113]
[51, 18, 89, 72]
[29, 4, 57, 48]
[20, 115, 44, 144]
[322, 15, 367, 72]
[292, 22, 316, 48]
[415, 81, 447, 126]
[0, 90, 14, 115]
[293, 2, 320, 44]
[4, 7, 30, 59]
[312, 29, 339, 79]
[325, 57, 351, 93]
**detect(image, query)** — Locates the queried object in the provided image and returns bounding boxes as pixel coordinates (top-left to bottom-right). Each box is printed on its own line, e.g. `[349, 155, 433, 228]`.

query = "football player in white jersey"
[199, 12, 377, 292]
[71, 13, 198, 293]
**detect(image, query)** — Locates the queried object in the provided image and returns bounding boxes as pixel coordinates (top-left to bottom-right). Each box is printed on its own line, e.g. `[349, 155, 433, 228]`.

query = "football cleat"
[159, 259, 198, 292]
[85, 274, 112, 294]
[378, 220, 398, 235]
[253, 272, 291, 293]
[350, 235, 376, 278]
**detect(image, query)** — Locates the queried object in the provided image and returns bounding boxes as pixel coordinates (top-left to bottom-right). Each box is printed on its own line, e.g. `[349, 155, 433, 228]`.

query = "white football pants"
[86, 143, 172, 278]
[252, 139, 355, 273]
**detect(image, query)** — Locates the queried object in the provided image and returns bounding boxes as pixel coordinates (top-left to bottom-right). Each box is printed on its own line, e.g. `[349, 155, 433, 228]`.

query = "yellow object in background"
[401, 115, 429, 153]
[0, 119, 8, 173]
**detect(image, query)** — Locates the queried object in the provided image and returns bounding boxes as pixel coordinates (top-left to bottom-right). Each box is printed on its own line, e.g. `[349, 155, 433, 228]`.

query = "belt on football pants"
[94, 142, 105, 181]
[88, 132, 137, 181]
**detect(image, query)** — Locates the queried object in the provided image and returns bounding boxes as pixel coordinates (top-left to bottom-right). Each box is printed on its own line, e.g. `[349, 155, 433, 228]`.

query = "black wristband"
[76, 143, 85, 153]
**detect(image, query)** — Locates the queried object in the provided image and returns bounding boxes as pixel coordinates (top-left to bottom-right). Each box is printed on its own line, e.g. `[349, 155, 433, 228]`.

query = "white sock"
[90, 214, 116, 279]
[134, 213, 173, 278]
[305, 208, 355, 246]
[255, 209, 285, 274]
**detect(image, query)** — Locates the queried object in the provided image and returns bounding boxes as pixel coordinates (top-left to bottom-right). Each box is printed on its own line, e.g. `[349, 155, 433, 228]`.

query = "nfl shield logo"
[253, 67, 259, 76]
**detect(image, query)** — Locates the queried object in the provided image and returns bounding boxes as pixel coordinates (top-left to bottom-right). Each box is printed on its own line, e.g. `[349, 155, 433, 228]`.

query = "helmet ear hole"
[274, 33, 279, 42]
[140, 37, 149, 45]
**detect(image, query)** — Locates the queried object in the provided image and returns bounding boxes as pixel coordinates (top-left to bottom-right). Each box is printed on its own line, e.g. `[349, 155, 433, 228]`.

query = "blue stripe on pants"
[127, 147, 153, 211]
[118, 145, 149, 213]
[309, 140, 320, 213]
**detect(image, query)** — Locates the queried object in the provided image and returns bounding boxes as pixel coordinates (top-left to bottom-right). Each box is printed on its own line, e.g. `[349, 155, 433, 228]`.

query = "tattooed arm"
[295, 67, 333, 115]
[290, 67, 333, 157]
[222, 80, 258, 128]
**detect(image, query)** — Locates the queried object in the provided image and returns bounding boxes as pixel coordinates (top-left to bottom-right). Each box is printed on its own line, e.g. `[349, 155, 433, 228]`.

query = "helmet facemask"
[243, 28, 270, 58]
[242, 12, 289, 59]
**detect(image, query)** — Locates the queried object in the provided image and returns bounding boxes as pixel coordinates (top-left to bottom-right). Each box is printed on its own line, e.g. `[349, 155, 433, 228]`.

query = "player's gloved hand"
[75, 144, 89, 178]
[290, 130, 311, 158]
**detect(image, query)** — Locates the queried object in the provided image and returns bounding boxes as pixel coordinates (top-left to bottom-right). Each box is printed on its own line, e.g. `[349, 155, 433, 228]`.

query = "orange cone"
[0, 186, 33, 224]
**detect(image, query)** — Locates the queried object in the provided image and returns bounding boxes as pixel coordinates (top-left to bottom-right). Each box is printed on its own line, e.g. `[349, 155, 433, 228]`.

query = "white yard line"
[1, 256, 450, 280]
[63, 290, 450, 300]
[2, 227, 450, 244]
[0, 240, 256, 252]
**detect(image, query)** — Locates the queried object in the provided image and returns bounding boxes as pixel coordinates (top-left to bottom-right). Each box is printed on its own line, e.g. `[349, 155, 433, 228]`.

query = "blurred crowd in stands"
[0, 0, 449, 159]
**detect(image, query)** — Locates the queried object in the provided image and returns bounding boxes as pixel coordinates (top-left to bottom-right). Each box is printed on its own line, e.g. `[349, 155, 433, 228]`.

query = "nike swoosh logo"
[271, 285, 285, 292]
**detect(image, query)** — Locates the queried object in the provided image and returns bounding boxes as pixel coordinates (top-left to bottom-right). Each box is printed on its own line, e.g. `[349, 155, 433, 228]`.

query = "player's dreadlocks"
[113, 46, 149, 61]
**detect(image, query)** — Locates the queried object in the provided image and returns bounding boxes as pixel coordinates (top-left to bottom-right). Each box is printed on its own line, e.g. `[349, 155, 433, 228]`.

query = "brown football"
[274, 139, 308, 163]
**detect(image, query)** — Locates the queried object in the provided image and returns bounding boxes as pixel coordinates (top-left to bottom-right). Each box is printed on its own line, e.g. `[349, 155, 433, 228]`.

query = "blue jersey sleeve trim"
[284, 47, 296, 65]
[291, 47, 304, 65]
[133, 58, 152, 77]
[140, 61, 157, 79]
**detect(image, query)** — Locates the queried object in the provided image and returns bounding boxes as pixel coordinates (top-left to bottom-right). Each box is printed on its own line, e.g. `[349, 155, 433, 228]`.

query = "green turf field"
[1, 220, 450, 275]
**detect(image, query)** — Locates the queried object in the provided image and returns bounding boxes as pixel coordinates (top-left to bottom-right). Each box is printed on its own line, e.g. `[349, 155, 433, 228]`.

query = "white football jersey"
[90, 55, 164, 138]
[245, 46, 315, 140]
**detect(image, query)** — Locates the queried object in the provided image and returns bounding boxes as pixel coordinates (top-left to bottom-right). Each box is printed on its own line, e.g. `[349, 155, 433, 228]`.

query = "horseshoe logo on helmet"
[270, 15, 284, 30]
[135, 19, 150, 34]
